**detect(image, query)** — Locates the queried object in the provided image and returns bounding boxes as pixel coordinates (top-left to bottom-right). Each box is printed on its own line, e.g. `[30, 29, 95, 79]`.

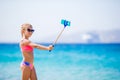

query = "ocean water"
[0, 43, 120, 80]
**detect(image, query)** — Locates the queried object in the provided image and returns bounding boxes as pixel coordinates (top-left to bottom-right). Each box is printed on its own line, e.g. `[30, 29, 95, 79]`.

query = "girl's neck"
[22, 36, 29, 40]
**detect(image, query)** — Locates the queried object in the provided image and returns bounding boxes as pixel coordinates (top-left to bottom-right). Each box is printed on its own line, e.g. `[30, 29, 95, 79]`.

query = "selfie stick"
[49, 19, 71, 52]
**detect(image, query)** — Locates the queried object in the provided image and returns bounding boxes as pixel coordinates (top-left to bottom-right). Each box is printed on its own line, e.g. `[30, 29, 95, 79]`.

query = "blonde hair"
[21, 23, 32, 38]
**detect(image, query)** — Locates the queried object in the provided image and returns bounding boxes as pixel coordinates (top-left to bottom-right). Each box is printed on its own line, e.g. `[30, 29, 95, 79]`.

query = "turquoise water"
[0, 43, 120, 80]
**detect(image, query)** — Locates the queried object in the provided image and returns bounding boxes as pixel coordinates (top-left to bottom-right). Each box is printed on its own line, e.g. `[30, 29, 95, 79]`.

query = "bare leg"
[30, 67, 37, 80]
[21, 65, 31, 80]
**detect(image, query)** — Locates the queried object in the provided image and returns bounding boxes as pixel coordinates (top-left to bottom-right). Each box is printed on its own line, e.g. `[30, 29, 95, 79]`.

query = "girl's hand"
[48, 45, 53, 50]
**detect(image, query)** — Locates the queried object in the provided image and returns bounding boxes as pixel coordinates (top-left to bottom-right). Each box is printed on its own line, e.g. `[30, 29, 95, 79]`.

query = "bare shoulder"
[20, 39, 31, 46]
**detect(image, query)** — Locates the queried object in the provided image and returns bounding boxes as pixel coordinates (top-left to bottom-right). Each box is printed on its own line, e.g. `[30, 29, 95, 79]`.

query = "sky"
[0, 0, 120, 43]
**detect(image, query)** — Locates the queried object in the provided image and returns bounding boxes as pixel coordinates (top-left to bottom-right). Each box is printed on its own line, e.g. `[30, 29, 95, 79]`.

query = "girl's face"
[24, 26, 34, 38]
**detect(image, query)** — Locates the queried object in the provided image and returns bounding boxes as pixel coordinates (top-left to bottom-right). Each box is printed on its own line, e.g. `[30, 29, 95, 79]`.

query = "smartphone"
[61, 19, 70, 26]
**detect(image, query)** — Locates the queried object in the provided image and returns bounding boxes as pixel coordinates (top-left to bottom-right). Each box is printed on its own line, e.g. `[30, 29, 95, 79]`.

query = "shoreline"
[0, 42, 120, 45]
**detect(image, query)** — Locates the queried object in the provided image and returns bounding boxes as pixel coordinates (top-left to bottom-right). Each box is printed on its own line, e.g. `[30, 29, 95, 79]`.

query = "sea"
[0, 43, 120, 80]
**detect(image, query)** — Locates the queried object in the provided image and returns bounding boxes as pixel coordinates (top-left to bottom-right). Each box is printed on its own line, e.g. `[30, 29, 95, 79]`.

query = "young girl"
[20, 23, 53, 80]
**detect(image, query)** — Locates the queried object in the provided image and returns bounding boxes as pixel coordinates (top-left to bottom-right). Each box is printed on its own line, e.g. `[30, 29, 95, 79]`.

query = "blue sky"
[0, 0, 120, 43]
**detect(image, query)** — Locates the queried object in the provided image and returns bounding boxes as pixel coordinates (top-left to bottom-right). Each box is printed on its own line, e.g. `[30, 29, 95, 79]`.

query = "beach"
[0, 43, 120, 80]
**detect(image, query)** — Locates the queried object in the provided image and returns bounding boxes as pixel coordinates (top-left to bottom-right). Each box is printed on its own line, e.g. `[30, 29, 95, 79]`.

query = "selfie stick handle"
[49, 26, 66, 52]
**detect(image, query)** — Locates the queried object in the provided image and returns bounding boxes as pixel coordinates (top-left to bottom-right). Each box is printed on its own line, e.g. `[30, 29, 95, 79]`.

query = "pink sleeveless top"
[21, 45, 33, 52]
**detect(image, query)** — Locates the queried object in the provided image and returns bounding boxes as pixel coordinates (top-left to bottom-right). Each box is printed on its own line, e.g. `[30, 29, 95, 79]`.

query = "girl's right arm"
[29, 42, 53, 50]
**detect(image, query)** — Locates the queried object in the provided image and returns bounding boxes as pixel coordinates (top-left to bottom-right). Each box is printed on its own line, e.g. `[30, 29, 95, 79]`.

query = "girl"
[20, 23, 53, 80]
